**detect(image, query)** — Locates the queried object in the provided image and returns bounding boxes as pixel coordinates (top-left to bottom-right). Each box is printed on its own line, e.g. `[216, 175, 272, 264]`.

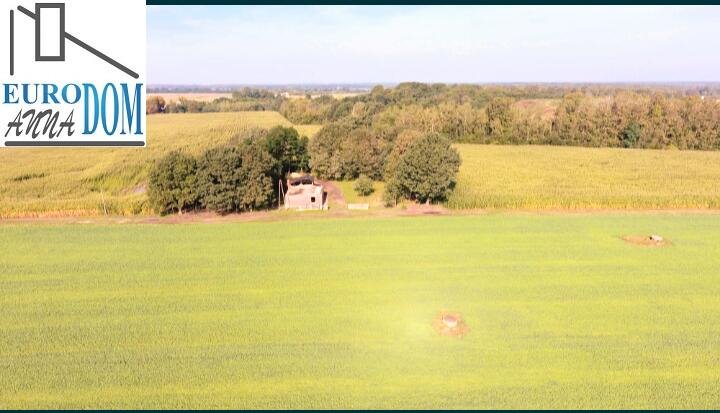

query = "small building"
[283, 174, 328, 210]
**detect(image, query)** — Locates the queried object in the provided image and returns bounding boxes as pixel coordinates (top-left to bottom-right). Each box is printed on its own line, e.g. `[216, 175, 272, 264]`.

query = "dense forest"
[148, 83, 720, 151]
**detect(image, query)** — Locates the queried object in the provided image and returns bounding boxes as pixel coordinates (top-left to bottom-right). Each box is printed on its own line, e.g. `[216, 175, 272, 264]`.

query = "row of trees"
[305, 92, 720, 151]
[150, 124, 462, 214]
[548, 93, 720, 150]
[152, 84, 720, 150]
[146, 88, 283, 115]
[148, 127, 308, 215]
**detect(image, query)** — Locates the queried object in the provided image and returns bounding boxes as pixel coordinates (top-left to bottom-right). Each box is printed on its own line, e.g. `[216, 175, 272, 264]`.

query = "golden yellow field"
[449, 144, 720, 209]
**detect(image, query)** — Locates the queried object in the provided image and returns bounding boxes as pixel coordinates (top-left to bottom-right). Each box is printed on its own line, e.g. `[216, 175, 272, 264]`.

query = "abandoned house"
[283, 174, 328, 210]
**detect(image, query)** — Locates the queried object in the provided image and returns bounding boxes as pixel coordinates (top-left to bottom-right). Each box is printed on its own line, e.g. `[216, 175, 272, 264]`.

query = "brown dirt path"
[319, 180, 346, 207]
[4, 206, 720, 226]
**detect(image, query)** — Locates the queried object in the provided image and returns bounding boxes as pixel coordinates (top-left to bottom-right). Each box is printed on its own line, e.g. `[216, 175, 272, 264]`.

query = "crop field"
[0, 112, 321, 218]
[1, 214, 719, 409]
[148, 92, 234, 102]
[449, 144, 720, 210]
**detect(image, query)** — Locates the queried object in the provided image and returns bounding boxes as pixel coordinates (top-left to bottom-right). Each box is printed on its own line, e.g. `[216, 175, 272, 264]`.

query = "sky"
[147, 5, 720, 85]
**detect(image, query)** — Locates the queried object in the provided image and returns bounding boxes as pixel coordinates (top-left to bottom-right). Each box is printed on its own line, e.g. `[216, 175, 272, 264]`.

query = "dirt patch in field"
[622, 235, 670, 247]
[433, 311, 469, 337]
[404, 203, 447, 216]
[138, 210, 274, 224]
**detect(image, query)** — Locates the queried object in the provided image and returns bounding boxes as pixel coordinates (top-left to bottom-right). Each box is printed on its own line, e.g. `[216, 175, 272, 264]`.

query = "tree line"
[297, 84, 720, 151]
[149, 83, 720, 151]
[148, 126, 308, 215]
[149, 123, 461, 214]
[146, 88, 283, 115]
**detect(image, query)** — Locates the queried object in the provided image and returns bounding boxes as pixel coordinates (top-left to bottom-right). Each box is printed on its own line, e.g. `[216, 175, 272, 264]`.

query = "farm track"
[319, 180, 346, 207]
[3, 207, 720, 226]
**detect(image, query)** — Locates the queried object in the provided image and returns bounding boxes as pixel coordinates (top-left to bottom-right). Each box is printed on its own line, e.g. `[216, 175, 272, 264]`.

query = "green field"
[0, 112, 321, 218]
[2, 214, 720, 409]
[450, 144, 720, 209]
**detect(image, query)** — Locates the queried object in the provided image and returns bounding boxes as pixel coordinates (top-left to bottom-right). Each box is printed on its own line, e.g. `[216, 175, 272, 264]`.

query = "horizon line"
[148, 80, 720, 87]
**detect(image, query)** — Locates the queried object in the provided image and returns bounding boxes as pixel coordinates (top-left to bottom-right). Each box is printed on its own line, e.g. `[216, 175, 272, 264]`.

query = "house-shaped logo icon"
[9, 3, 138, 79]
[2, 0, 146, 148]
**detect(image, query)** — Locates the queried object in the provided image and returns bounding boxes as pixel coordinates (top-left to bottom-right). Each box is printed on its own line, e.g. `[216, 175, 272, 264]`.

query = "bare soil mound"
[622, 235, 670, 247]
[433, 311, 469, 337]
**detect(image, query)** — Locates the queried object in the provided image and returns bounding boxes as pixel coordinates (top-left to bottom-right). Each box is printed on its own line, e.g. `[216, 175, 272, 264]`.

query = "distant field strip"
[1, 214, 720, 408]
[148, 93, 234, 102]
[0, 112, 321, 217]
[449, 144, 720, 209]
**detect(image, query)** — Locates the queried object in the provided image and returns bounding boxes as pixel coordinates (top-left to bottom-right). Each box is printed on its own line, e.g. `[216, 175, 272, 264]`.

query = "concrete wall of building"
[284, 184, 325, 210]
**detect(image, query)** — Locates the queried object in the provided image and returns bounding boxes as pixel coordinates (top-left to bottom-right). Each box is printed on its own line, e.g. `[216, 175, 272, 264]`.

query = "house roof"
[288, 174, 316, 185]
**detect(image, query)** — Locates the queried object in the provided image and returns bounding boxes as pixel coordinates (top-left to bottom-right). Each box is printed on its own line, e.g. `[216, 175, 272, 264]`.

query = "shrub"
[621, 121, 641, 148]
[195, 144, 277, 214]
[385, 134, 461, 204]
[383, 180, 402, 207]
[146, 96, 166, 114]
[130, 199, 149, 215]
[353, 175, 374, 196]
[147, 151, 199, 215]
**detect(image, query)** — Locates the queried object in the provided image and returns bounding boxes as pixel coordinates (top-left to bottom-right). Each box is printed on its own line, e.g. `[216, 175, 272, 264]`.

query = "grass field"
[0, 112, 321, 218]
[1, 214, 719, 409]
[335, 180, 386, 207]
[449, 144, 720, 210]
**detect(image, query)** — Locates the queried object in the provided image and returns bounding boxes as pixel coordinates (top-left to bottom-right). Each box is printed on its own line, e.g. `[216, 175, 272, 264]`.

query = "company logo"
[1, 0, 146, 147]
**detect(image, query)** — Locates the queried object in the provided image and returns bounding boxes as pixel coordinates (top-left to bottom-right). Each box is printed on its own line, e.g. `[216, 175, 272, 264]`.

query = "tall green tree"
[262, 126, 310, 179]
[196, 144, 277, 214]
[309, 123, 350, 179]
[147, 151, 199, 215]
[485, 97, 514, 139]
[385, 133, 461, 204]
